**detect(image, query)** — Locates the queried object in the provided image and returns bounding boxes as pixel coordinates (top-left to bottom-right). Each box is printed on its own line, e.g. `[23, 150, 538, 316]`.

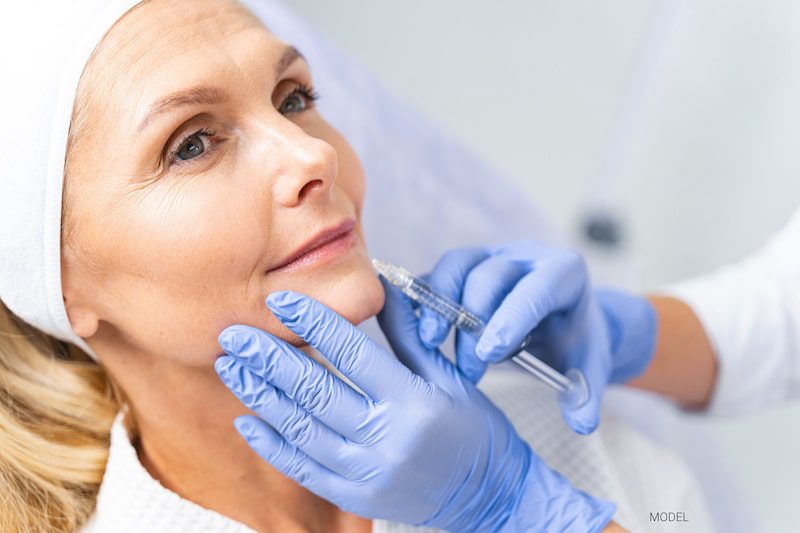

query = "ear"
[61, 243, 101, 339]
[63, 295, 100, 339]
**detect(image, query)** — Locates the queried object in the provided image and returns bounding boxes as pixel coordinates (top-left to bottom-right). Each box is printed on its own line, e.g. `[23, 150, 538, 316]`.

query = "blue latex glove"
[418, 241, 658, 434]
[214, 284, 615, 532]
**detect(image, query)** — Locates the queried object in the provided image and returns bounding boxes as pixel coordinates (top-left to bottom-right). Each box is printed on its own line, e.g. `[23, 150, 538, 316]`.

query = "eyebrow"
[136, 45, 305, 133]
[274, 45, 304, 81]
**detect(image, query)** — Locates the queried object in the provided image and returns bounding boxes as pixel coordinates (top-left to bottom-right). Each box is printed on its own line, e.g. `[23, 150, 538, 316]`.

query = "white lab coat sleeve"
[662, 208, 800, 416]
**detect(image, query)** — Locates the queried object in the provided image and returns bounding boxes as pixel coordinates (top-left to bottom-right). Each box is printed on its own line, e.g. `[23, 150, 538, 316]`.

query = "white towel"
[0, 0, 145, 358]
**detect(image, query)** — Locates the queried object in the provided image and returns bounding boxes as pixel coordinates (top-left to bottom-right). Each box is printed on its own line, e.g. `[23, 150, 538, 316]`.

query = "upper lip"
[268, 219, 356, 272]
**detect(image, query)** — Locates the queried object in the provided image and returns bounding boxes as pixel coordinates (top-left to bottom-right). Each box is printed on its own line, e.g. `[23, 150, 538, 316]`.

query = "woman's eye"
[170, 129, 216, 165]
[176, 134, 206, 161]
[278, 85, 318, 115]
[279, 94, 305, 114]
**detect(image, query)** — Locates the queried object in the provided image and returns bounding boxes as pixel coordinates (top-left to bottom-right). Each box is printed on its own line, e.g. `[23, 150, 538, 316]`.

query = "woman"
[0, 0, 709, 531]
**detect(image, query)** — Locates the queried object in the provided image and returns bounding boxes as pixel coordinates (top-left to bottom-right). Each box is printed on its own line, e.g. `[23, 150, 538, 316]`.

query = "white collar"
[83, 413, 257, 532]
[83, 414, 418, 532]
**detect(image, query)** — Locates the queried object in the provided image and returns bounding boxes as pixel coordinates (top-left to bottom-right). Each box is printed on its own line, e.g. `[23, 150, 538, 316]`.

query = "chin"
[320, 265, 385, 326]
[275, 260, 386, 348]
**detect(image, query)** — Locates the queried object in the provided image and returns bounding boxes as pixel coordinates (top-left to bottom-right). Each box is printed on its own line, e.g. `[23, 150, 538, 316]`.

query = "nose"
[259, 121, 338, 208]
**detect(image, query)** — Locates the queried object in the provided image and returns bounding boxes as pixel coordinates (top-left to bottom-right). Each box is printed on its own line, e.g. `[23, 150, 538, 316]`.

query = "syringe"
[373, 259, 589, 408]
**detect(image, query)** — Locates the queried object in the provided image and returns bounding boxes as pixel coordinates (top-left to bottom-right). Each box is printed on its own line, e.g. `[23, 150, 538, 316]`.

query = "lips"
[268, 219, 357, 273]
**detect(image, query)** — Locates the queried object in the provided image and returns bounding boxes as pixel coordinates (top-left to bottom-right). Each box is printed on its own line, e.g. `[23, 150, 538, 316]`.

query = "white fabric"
[665, 206, 800, 416]
[82, 368, 712, 532]
[0, 0, 147, 358]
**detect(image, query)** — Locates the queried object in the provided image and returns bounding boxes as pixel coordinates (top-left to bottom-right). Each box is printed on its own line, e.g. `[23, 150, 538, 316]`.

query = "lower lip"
[270, 230, 357, 274]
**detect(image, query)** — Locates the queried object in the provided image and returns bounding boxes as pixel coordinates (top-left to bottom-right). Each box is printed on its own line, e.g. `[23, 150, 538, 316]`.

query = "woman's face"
[61, 0, 384, 365]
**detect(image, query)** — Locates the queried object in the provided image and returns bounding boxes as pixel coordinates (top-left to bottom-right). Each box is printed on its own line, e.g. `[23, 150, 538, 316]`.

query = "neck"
[95, 335, 370, 533]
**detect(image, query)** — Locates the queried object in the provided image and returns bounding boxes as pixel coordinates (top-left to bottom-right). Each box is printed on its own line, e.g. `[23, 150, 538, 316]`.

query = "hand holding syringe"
[373, 259, 590, 409]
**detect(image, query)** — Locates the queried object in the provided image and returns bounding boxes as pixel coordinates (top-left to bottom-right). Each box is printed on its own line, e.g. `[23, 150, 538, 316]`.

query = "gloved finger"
[559, 309, 612, 434]
[454, 330, 486, 383]
[217, 326, 371, 440]
[458, 253, 531, 317]
[234, 415, 354, 506]
[475, 255, 585, 363]
[560, 362, 605, 435]
[418, 247, 490, 348]
[266, 291, 418, 402]
[216, 356, 363, 472]
[378, 279, 457, 386]
[456, 255, 530, 376]
[561, 381, 602, 435]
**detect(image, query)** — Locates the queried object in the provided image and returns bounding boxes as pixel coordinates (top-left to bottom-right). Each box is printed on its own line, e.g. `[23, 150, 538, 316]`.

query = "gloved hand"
[214, 283, 615, 532]
[418, 241, 658, 434]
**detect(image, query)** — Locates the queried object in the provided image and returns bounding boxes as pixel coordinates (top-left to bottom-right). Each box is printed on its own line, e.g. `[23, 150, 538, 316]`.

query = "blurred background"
[287, 1, 800, 530]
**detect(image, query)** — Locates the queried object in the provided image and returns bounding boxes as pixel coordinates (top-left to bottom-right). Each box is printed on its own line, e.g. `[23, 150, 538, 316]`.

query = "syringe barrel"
[408, 278, 485, 335]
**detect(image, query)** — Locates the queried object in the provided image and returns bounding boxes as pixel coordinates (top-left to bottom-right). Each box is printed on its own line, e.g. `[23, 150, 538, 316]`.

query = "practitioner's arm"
[627, 296, 718, 409]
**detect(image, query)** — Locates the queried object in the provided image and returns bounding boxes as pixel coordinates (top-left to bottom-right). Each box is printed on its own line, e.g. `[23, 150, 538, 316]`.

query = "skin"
[628, 296, 718, 409]
[61, 0, 382, 530]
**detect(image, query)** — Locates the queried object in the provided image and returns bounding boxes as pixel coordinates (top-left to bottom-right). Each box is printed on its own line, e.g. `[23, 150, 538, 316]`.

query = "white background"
[287, 1, 800, 530]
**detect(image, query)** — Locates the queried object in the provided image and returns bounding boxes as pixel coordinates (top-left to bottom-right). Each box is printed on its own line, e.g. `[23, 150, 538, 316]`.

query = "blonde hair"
[0, 300, 121, 532]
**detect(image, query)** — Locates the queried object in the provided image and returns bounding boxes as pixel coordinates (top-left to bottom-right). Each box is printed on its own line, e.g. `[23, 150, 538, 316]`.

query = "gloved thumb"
[455, 334, 488, 384]
[560, 380, 602, 435]
[378, 279, 456, 385]
[558, 311, 613, 434]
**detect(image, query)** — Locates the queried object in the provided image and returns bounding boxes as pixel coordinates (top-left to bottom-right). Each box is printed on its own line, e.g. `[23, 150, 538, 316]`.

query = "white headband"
[0, 0, 145, 359]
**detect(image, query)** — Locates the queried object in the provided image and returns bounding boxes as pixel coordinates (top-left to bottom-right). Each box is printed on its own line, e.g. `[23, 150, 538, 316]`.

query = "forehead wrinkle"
[102, 0, 263, 78]
[105, 9, 261, 121]
[78, 0, 281, 146]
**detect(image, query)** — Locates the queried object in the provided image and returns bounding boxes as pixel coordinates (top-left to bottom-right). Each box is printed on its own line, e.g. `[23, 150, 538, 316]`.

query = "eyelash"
[168, 127, 217, 167]
[166, 84, 320, 168]
[288, 83, 320, 110]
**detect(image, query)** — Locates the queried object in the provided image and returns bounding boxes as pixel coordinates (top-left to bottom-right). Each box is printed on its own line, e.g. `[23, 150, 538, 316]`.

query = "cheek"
[286, 264, 386, 343]
[338, 156, 366, 213]
[82, 174, 273, 364]
[324, 127, 366, 214]
[113, 181, 266, 281]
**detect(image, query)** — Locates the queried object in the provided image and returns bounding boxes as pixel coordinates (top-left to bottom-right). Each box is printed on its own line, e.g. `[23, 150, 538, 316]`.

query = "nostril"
[298, 179, 324, 201]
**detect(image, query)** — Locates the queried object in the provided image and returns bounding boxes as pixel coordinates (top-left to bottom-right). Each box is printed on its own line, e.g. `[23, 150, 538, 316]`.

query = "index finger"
[217, 327, 372, 440]
[265, 290, 419, 401]
[476, 253, 586, 362]
[418, 247, 490, 348]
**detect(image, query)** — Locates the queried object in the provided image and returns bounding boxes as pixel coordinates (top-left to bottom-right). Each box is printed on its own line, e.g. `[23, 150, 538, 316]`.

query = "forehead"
[85, 0, 282, 126]
[102, 0, 267, 68]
